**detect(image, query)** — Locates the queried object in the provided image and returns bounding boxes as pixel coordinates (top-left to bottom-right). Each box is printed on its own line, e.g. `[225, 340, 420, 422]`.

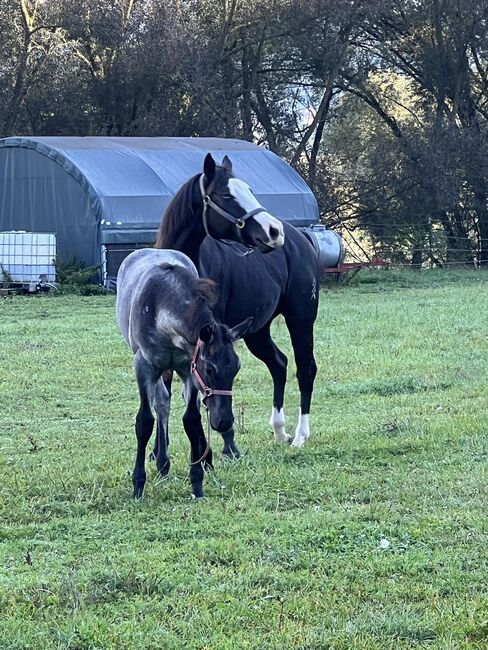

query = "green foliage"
[0, 270, 487, 648]
[55, 256, 98, 284]
[1, 264, 13, 285]
[2, 0, 488, 265]
[54, 257, 106, 295]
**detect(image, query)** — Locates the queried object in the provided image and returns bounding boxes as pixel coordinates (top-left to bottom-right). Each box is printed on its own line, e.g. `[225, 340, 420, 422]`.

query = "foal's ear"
[203, 153, 216, 181]
[229, 317, 253, 341]
[199, 323, 214, 344]
[221, 155, 232, 173]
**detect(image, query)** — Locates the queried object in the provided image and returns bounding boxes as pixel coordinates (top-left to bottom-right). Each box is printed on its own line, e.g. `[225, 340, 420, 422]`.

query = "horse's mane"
[163, 264, 217, 340]
[155, 174, 200, 249]
[186, 277, 219, 339]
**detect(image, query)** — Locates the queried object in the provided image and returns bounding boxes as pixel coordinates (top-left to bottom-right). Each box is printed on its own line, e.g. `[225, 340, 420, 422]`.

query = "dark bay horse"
[155, 154, 319, 454]
[116, 248, 252, 498]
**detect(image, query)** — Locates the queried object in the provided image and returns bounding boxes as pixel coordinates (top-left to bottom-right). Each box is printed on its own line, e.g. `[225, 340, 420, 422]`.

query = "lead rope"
[189, 404, 211, 467]
[190, 405, 226, 495]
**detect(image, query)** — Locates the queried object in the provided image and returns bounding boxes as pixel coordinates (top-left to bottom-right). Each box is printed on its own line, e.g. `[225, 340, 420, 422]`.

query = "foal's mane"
[186, 276, 219, 341]
[155, 174, 200, 249]
[164, 264, 218, 340]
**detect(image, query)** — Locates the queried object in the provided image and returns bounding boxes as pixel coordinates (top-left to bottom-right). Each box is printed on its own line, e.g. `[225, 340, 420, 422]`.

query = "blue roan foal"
[116, 248, 251, 498]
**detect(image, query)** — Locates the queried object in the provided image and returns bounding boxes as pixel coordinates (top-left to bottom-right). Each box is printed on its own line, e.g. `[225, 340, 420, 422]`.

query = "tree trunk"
[252, 83, 279, 153]
[240, 43, 253, 141]
[291, 23, 353, 168]
[443, 210, 473, 265]
[2, 32, 30, 136]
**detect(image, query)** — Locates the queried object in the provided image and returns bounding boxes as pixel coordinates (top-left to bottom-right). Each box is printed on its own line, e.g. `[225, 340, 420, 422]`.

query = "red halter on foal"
[190, 338, 233, 404]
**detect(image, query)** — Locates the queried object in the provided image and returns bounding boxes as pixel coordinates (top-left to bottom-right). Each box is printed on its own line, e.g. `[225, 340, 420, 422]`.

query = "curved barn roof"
[0, 136, 319, 231]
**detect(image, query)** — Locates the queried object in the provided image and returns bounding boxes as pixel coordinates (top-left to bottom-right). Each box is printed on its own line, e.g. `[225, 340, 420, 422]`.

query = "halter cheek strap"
[189, 338, 233, 468]
[199, 174, 267, 242]
[190, 338, 233, 404]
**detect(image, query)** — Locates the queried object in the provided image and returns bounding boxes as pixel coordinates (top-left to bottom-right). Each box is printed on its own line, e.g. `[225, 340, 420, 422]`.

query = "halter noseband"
[190, 338, 233, 404]
[199, 173, 267, 241]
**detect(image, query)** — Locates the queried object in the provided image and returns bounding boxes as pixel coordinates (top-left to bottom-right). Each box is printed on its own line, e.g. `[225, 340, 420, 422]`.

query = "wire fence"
[328, 219, 488, 267]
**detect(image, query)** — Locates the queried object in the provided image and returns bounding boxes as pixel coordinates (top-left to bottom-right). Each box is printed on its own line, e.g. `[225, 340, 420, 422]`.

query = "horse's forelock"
[212, 166, 233, 190]
[207, 323, 236, 356]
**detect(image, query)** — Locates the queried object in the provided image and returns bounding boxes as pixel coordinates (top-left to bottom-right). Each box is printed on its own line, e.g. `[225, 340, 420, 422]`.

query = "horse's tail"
[301, 228, 320, 258]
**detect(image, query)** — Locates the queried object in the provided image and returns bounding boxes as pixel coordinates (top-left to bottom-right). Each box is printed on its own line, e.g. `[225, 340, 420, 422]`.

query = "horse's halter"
[190, 338, 233, 405]
[199, 173, 265, 252]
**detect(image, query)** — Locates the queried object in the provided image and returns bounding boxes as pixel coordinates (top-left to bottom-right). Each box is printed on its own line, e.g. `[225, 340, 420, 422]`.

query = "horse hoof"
[274, 434, 293, 445]
[157, 460, 171, 478]
[222, 447, 241, 460]
[291, 435, 306, 448]
[133, 487, 145, 499]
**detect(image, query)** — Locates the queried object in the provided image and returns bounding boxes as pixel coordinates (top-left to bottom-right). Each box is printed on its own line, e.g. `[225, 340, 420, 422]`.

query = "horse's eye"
[222, 194, 232, 200]
[206, 365, 214, 377]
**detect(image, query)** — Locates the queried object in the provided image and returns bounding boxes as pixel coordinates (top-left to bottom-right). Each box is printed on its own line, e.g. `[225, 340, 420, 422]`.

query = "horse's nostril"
[269, 226, 280, 240]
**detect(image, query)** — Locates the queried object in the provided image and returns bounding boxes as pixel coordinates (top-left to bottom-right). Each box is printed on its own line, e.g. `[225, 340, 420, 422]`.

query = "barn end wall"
[0, 147, 100, 269]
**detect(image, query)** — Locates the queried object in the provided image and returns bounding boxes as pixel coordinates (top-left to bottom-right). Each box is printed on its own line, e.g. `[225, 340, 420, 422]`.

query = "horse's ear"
[199, 323, 214, 344]
[229, 317, 253, 341]
[203, 153, 216, 181]
[221, 155, 232, 173]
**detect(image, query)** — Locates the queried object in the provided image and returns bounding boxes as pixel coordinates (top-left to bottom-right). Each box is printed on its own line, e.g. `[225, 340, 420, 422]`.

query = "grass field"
[0, 269, 487, 649]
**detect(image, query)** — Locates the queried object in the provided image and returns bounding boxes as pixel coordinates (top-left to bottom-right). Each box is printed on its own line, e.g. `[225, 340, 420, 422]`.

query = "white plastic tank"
[301, 224, 344, 268]
[0, 231, 56, 284]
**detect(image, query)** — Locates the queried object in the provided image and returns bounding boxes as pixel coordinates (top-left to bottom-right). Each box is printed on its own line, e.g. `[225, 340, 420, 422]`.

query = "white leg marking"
[292, 411, 310, 448]
[270, 407, 292, 444]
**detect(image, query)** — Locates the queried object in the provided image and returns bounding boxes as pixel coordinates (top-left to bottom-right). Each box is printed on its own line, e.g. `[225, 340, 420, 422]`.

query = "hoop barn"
[0, 137, 321, 286]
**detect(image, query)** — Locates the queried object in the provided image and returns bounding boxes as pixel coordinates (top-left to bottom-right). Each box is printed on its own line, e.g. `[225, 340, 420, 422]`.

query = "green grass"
[1, 270, 487, 649]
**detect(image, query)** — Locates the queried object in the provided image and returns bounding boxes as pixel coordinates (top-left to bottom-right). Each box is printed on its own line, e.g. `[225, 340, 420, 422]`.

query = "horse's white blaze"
[292, 411, 310, 448]
[228, 178, 284, 248]
[270, 406, 292, 443]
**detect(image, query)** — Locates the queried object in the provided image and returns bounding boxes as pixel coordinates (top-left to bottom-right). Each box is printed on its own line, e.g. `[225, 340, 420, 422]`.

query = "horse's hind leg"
[153, 377, 171, 479]
[244, 324, 291, 444]
[285, 315, 317, 448]
[150, 370, 173, 463]
[133, 351, 157, 498]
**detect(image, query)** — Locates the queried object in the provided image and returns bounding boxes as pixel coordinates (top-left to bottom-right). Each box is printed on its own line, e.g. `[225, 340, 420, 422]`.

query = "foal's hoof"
[157, 459, 171, 478]
[133, 485, 145, 499]
[222, 445, 241, 460]
[274, 433, 293, 445]
[191, 486, 205, 499]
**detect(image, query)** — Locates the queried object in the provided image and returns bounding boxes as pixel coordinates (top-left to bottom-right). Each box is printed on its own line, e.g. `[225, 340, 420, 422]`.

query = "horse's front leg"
[220, 427, 241, 459]
[244, 325, 290, 444]
[181, 377, 213, 498]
